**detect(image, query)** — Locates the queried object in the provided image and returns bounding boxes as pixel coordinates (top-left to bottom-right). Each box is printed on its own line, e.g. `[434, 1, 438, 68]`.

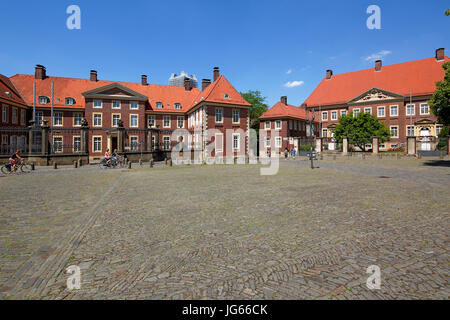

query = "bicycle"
[1, 158, 31, 175]
[98, 155, 125, 169]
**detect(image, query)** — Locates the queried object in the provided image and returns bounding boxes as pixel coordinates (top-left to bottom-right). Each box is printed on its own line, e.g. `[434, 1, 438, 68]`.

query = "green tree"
[437, 126, 449, 150]
[429, 61, 450, 126]
[333, 112, 391, 152]
[240, 90, 269, 131]
[445, 9, 450, 16]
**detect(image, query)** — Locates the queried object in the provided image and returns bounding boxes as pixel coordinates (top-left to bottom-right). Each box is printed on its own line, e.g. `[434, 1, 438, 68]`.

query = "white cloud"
[286, 69, 292, 74]
[284, 80, 304, 88]
[364, 50, 392, 61]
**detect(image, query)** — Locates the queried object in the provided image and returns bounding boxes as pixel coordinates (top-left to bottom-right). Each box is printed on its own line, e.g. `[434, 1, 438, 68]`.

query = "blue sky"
[1, 0, 449, 107]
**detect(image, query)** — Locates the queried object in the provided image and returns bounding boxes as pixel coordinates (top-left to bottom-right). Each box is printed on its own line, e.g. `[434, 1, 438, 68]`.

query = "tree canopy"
[333, 112, 391, 151]
[445, 9, 450, 16]
[429, 61, 450, 126]
[240, 90, 269, 131]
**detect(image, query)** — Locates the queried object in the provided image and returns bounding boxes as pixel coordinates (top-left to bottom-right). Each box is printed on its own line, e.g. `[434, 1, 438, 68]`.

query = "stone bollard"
[31, 162, 35, 171]
[362, 154, 365, 160]
[417, 153, 422, 159]
[53, 162, 57, 169]
[78, 159, 82, 167]
[378, 154, 382, 159]
[333, 155, 336, 160]
[245, 156, 249, 164]
[320, 154, 323, 160]
[440, 151, 444, 160]
[165, 158, 168, 165]
[169, 159, 172, 167]
[139, 159, 143, 166]
[397, 153, 401, 160]
[150, 160, 153, 168]
[128, 161, 132, 169]
[74, 161, 78, 168]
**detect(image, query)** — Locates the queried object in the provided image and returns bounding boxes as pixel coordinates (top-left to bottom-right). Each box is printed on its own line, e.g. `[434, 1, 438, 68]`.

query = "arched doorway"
[420, 127, 431, 151]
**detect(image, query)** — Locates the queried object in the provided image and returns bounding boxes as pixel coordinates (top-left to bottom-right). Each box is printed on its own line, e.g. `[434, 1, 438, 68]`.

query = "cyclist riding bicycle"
[9, 150, 22, 172]
[104, 149, 111, 165]
[112, 149, 119, 163]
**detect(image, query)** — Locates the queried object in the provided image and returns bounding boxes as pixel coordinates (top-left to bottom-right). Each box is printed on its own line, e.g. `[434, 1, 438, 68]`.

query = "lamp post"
[306, 108, 315, 169]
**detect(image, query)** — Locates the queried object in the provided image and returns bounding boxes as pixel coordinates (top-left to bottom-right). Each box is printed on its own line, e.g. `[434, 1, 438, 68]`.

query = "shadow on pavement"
[422, 160, 450, 167]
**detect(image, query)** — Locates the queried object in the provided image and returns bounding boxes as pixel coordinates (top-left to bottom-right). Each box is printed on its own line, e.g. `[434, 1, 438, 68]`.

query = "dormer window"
[174, 103, 181, 110]
[224, 94, 230, 99]
[156, 102, 163, 109]
[65, 97, 76, 105]
[38, 96, 50, 104]
[5, 91, 11, 97]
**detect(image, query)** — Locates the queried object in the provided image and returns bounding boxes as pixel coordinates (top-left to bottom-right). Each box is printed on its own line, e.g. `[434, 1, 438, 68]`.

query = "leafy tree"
[445, 9, 450, 16]
[333, 112, 390, 152]
[429, 61, 450, 126]
[240, 90, 269, 131]
[437, 126, 449, 150]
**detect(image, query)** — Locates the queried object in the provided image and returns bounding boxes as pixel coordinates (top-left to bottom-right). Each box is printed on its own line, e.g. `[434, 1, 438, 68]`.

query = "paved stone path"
[0, 158, 448, 299]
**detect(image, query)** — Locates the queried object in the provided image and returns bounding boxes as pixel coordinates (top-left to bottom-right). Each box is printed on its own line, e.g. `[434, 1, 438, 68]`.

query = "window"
[21, 110, 25, 125]
[289, 120, 293, 130]
[163, 116, 170, 128]
[294, 120, 298, 131]
[232, 109, 240, 123]
[341, 110, 347, 116]
[148, 116, 155, 128]
[12, 108, 17, 124]
[65, 97, 76, 105]
[73, 136, 81, 152]
[331, 111, 337, 120]
[130, 114, 138, 127]
[35, 111, 43, 125]
[38, 96, 50, 104]
[377, 106, 385, 118]
[112, 114, 121, 127]
[265, 121, 270, 130]
[390, 126, 398, 138]
[265, 137, 270, 147]
[353, 109, 360, 117]
[420, 103, 429, 115]
[163, 136, 170, 150]
[364, 107, 372, 114]
[2, 135, 8, 145]
[130, 136, 138, 151]
[130, 101, 138, 110]
[275, 120, 281, 130]
[436, 126, 443, 136]
[407, 126, 415, 137]
[74, 113, 82, 126]
[174, 103, 181, 110]
[177, 116, 184, 128]
[93, 113, 102, 127]
[406, 104, 415, 116]
[2, 105, 8, 122]
[224, 94, 230, 99]
[156, 102, 163, 109]
[215, 133, 223, 152]
[93, 136, 102, 152]
[275, 136, 282, 148]
[233, 133, 240, 150]
[93, 100, 102, 108]
[322, 112, 328, 121]
[54, 112, 63, 126]
[322, 129, 328, 137]
[215, 108, 223, 123]
[390, 105, 398, 117]
[53, 137, 63, 153]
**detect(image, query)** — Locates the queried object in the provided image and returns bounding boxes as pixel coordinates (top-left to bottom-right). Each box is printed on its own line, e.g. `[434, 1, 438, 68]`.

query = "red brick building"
[303, 48, 448, 151]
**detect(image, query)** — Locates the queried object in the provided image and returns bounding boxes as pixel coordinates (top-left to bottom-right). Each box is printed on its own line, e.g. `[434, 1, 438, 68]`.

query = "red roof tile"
[259, 102, 308, 120]
[0, 74, 27, 106]
[304, 56, 450, 107]
[194, 75, 250, 108]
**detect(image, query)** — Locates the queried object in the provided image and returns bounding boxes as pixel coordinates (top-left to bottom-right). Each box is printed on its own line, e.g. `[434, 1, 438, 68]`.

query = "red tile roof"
[0, 74, 27, 106]
[259, 102, 309, 120]
[194, 75, 251, 107]
[303, 56, 450, 107]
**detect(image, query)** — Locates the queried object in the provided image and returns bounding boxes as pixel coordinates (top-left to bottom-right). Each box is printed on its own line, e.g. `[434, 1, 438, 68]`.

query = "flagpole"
[51, 81, 54, 152]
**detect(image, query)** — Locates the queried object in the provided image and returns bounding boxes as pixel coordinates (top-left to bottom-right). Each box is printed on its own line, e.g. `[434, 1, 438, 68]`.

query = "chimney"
[213, 67, 220, 82]
[35, 65, 46, 80]
[90, 70, 98, 82]
[281, 96, 288, 105]
[141, 75, 148, 86]
[202, 79, 211, 91]
[436, 48, 445, 61]
[184, 78, 191, 91]
[375, 60, 382, 71]
[326, 69, 333, 80]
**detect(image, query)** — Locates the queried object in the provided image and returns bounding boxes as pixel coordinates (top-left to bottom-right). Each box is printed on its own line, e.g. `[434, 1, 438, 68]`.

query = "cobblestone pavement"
[0, 158, 448, 299]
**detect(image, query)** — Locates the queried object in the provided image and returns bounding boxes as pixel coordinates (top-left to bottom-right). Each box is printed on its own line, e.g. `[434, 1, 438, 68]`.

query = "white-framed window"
[174, 103, 181, 110]
[53, 136, 63, 153]
[73, 136, 81, 152]
[93, 136, 102, 152]
[377, 106, 385, 118]
[341, 110, 347, 116]
[390, 105, 398, 117]
[177, 116, 184, 128]
[322, 129, 328, 138]
[353, 109, 360, 117]
[289, 120, 293, 130]
[436, 126, 443, 136]
[65, 97, 76, 105]
[12, 108, 17, 124]
[232, 109, 240, 123]
[163, 116, 170, 128]
[294, 121, 298, 131]
[20, 109, 25, 125]
[215, 108, 223, 123]
[112, 101, 121, 109]
[130, 114, 138, 127]
[93, 100, 102, 108]
[2, 105, 8, 123]
[163, 136, 170, 150]
[130, 101, 138, 110]
[420, 103, 429, 115]
[148, 116, 155, 128]
[35, 111, 43, 125]
[232, 133, 240, 150]
[406, 125, 415, 137]
[130, 136, 138, 151]
[73, 113, 82, 126]
[112, 114, 121, 127]
[275, 136, 282, 148]
[156, 102, 163, 109]
[215, 133, 223, 152]
[275, 120, 281, 130]
[54, 112, 63, 126]
[390, 126, 398, 138]
[265, 121, 270, 130]
[331, 111, 337, 120]
[1, 135, 8, 145]
[322, 111, 328, 121]
[364, 107, 372, 114]
[38, 96, 50, 104]
[406, 104, 415, 116]
[265, 137, 270, 147]
[93, 113, 102, 127]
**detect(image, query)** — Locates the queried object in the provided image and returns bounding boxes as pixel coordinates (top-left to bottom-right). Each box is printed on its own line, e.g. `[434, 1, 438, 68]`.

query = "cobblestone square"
[0, 158, 449, 299]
